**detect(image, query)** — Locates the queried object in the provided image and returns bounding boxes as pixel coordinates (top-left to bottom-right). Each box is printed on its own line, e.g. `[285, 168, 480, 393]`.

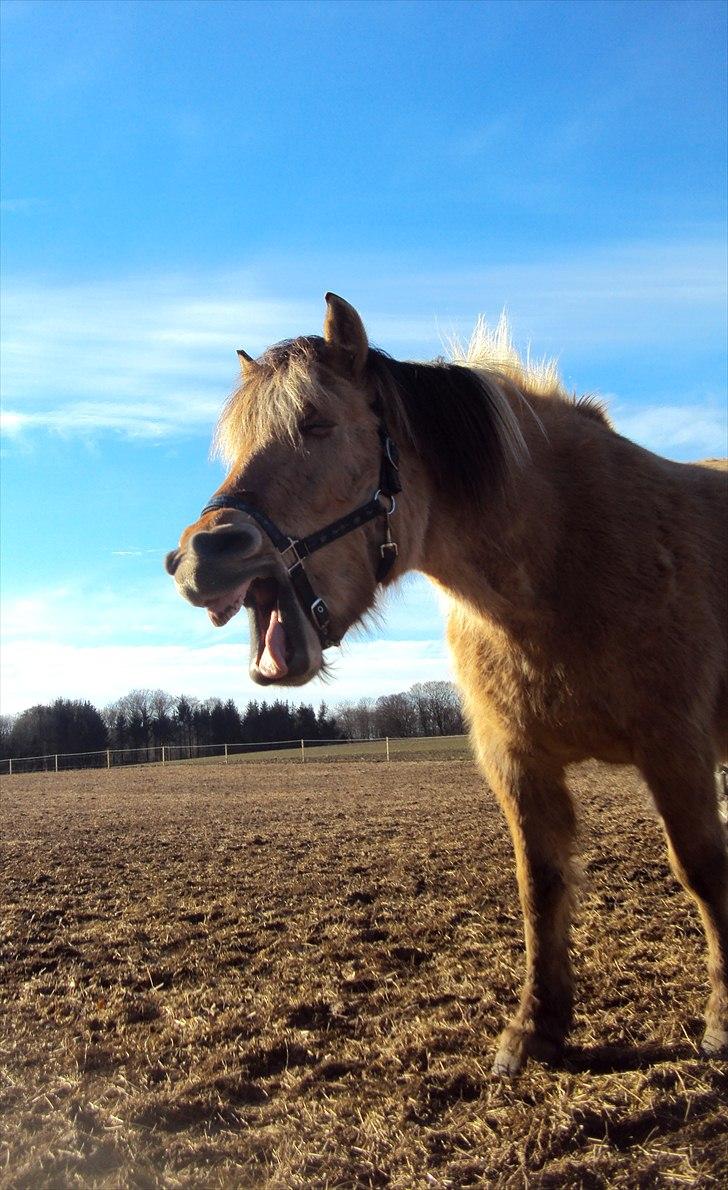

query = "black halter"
[199, 422, 402, 649]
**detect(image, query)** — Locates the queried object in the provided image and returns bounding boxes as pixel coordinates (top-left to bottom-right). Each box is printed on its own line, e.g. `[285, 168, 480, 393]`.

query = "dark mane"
[366, 348, 526, 510]
[573, 394, 613, 427]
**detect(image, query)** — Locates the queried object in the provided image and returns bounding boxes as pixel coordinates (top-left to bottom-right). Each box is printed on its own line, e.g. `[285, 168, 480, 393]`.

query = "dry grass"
[1, 756, 726, 1188]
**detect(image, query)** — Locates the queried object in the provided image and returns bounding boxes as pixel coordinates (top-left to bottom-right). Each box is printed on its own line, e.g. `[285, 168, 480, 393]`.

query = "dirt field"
[2, 755, 726, 1188]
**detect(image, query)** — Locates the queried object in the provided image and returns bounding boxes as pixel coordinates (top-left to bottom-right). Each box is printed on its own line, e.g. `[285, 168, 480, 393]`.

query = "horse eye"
[300, 419, 335, 438]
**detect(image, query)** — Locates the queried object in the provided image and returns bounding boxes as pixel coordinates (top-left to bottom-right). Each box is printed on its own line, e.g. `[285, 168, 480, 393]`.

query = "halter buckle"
[377, 539, 398, 582]
[310, 597, 330, 632]
[281, 538, 304, 572]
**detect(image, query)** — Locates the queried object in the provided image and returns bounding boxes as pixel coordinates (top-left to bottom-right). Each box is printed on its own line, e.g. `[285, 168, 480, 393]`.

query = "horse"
[166, 293, 728, 1074]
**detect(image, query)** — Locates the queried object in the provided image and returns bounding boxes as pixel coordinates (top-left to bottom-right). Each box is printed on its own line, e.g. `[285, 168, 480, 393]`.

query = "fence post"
[106, 749, 111, 769]
[224, 743, 229, 765]
[386, 736, 390, 763]
[8, 758, 12, 776]
[55, 754, 59, 774]
[301, 738, 305, 763]
[161, 746, 166, 765]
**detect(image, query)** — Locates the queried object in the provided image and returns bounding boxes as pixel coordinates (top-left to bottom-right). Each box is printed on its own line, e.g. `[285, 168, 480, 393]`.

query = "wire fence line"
[0, 734, 471, 776]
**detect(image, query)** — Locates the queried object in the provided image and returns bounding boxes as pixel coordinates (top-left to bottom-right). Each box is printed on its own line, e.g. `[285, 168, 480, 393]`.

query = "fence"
[0, 733, 471, 776]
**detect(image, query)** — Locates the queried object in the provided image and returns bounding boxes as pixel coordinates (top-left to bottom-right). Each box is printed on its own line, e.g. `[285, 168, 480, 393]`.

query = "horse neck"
[403, 393, 558, 623]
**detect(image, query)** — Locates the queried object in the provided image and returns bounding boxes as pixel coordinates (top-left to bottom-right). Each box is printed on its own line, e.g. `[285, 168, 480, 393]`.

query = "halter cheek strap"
[199, 423, 402, 649]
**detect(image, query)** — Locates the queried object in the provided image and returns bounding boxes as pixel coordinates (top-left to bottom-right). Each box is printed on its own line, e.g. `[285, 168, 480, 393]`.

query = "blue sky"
[1, 0, 726, 716]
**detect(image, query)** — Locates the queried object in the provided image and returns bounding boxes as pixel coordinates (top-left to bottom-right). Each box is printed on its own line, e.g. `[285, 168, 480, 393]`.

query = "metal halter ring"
[374, 490, 396, 516]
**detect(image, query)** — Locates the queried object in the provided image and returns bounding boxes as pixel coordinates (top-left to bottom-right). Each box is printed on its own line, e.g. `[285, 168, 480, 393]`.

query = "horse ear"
[323, 293, 368, 376]
[237, 349, 259, 379]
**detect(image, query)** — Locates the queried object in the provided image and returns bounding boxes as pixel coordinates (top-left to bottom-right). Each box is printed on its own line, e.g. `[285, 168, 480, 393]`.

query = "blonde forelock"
[213, 338, 338, 465]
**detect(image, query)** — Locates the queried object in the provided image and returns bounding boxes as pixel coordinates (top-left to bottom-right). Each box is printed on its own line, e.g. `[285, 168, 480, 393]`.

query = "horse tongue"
[258, 607, 288, 678]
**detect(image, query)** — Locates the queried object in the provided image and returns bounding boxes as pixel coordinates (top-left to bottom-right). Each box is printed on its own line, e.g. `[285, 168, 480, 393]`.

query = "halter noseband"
[199, 422, 402, 649]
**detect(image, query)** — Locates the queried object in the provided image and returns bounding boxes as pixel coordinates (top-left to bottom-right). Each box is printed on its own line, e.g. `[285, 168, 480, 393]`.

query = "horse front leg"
[478, 743, 578, 1075]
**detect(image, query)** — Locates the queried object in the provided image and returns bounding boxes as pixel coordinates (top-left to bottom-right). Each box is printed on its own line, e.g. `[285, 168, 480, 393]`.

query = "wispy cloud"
[0, 274, 314, 439]
[0, 399, 219, 439]
[0, 572, 451, 715]
[1, 577, 204, 647]
[613, 400, 728, 457]
[1, 234, 725, 445]
[111, 548, 167, 558]
[397, 239, 726, 350]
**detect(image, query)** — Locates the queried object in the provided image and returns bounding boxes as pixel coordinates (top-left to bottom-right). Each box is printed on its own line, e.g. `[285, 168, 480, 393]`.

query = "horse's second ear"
[237, 349, 260, 379]
[323, 293, 368, 377]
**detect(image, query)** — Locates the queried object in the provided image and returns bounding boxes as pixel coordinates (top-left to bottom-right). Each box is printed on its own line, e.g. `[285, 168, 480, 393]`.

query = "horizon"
[2, 0, 727, 716]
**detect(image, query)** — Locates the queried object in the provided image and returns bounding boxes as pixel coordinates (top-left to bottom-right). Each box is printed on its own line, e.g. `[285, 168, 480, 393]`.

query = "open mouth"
[205, 576, 293, 680]
[205, 578, 251, 628]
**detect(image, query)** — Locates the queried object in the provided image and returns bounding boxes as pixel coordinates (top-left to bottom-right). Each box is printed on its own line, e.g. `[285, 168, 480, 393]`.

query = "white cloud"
[0, 636, 453, 717]
[0, 572, 442, 647]
[407, 240, 726, 351]
[1, 233, 725, 441]
[613, 401, 728, 457]
[0, 398, 217, 439]
[0, 409, 26, 435]
[1, 578, 207, 646]
[0, 573, 451, 715]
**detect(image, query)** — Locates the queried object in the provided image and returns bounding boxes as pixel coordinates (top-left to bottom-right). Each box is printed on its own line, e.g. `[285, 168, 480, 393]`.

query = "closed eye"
[300, 419, 335, 438]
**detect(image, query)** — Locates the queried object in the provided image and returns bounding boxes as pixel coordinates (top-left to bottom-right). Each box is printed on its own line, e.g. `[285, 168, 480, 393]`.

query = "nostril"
[165, 549, 181, 575]
[190, 526, 260, 558]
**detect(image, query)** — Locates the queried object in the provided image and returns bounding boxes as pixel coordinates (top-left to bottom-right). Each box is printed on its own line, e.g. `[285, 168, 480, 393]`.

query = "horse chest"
[447, 610, 628, 760]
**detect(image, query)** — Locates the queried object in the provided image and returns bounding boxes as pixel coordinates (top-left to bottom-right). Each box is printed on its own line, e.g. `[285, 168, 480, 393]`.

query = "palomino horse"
[166, 294, 728, 1074]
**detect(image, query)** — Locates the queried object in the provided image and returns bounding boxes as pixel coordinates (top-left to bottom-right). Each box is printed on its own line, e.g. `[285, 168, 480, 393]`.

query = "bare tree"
[409, 681, 464, 736]
[335, 698, 378, 739]
[374, 692, 419, 738]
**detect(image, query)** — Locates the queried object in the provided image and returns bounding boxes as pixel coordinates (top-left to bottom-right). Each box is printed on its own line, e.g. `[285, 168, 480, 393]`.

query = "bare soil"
[1, 756, 726, 1188]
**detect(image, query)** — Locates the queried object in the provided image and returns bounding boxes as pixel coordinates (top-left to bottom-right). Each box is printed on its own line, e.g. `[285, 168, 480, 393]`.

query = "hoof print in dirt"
[287, 1001, 337, 1031]
[243, 1042, 316, 1080]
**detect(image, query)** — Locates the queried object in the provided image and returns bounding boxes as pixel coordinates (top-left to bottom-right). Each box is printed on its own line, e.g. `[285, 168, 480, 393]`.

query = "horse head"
[166, 294, 416, 687]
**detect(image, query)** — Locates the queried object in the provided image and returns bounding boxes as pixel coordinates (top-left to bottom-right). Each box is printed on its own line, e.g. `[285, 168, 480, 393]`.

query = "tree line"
[0, 681, 464, 761]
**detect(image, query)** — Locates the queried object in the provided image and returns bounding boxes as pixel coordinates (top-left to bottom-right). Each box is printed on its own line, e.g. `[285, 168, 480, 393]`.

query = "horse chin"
[245, 575, 323, 687]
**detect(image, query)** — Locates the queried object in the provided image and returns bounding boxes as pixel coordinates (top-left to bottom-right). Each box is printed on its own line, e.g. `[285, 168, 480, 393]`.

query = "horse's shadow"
[534, 1041, 724, 1157]
[558, 1040, 695, 1074]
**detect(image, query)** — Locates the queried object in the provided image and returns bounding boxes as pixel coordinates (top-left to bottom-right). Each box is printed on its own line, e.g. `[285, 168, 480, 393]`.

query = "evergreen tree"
[2, 687, 354, 763]
[294, 703, 318, 739]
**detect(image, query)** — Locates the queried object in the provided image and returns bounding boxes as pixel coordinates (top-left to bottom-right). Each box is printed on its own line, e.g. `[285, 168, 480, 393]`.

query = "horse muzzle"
[165, 519, 324, 685]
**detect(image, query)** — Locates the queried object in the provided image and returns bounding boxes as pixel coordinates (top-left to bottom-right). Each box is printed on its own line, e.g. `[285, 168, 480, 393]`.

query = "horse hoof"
[701, 1026, 728, 1056]
[492, 1047, 524, 1077]
[492, 1022, 565, 1075]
